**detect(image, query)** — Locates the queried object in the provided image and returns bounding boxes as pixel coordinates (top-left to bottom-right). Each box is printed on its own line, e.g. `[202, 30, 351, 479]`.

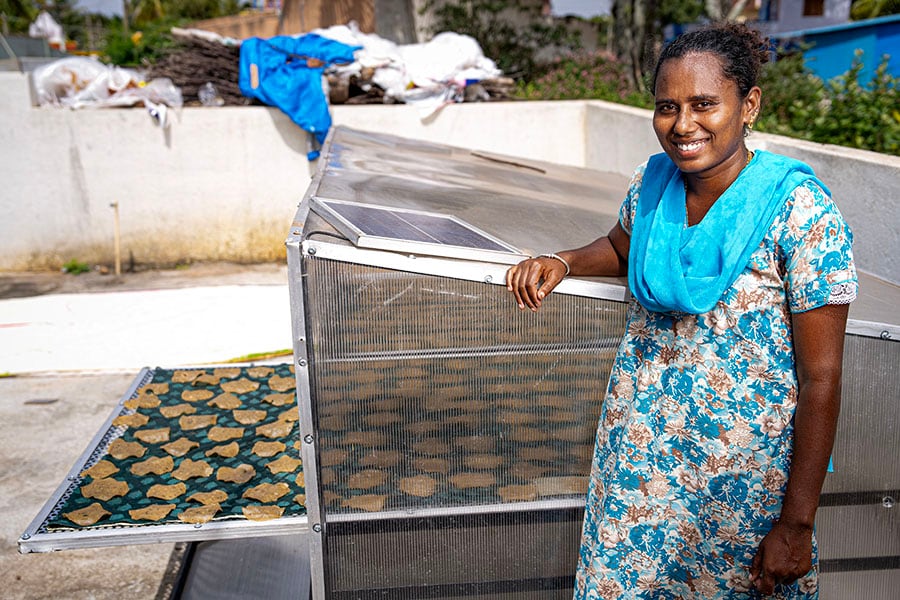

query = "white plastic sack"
[29, 11, 64, 47]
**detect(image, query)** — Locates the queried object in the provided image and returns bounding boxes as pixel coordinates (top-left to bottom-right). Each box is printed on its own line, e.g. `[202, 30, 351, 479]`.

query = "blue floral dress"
[575, 163, 858, 599]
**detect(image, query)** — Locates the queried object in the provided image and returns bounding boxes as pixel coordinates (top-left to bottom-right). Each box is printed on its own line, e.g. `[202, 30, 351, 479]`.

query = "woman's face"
[653, 52, 760, 179]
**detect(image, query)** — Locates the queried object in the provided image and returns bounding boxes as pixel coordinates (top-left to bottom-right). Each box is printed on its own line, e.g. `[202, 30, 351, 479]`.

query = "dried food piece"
[188, 490, 228, 505]
[248, 366, 274, 378]
[266, 455, 302, 474]
[318, 415, 345, 431]
[518, 446, 560, 461]
[412, 457, 450, 474]
[217, 464, 256, 484]
[80, 459, 118, 480]
[358, 450, 402, 468]
[507, 427, 548, 443]
[129, 504, 176, 521]
[399, 475, 437, 497]
[277, 408, 299, 423]
[509, 462, 550, 481]
[534, 476, 588, 497]
[233, 409, 267, 425]
[293, 494, 306, 506]
[464, 454, 505, 470]
[147, 482, 187, 500]
[124, 394, 161, 410]
[348, 469, 387, 489]
[242, 482, 290, 502]
[162, 437, 200, 457]
[160, 403, 197, 418]
[108, 438, 146, 459]
[63, 502, 110, 526]
[179, 414, 218, 431]
[498, 484, 539, 502]
[405, 421, 440, 435]
[194, 373, 221, 386]
[446, 414, 479, 427]
[295, 471, 305, 487]
[205, 442, 240, 458]
[341, 494, 386, 512]
[551, 425, 593, 443]
[323, 491, 343, 505]
[449, 472, 496, 490]
[263, 392, 294, 407]
[139, 382, 169, 395]
[454, 435, 495, 452]
[113, 413, 150, 428]
[172, 459, 213, 481]
[131, 455, 175, 476]
[320, 448, 349, 466]
[411, 438, 449, 455]
[364, 412, 402, 427]
[252, 440, 285, 458]
[173, 370, 202, 383]
[221, 378, 259, 394]
[498, 410, 536, 425]
[82, 478, 129, 501]
[547, 411, 580, 424]
[182, 389, 214, 402]
[267, 375, 295, 392]
[134, 427, 171, 444]
[256, 420, 293, 439]
[207, 426, 245, 442]
[242, 505, 284, 521]
[178, 503, 220, 524]
[208, 393, 241, 410]
[214, 367, 242, 379]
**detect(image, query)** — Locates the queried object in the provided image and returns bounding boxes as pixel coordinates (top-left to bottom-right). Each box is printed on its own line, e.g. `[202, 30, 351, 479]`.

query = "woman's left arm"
[750, 303, 849, 595]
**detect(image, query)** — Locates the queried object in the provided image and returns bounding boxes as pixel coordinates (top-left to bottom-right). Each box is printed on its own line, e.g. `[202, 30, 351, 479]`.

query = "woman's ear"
[744, 85, 762, 128]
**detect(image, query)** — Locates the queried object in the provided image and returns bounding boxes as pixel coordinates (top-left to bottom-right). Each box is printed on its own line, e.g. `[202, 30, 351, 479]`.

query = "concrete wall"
[1, 71, 897, 283]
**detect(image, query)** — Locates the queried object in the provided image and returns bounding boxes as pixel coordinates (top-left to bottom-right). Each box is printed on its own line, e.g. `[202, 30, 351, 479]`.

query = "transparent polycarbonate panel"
[823, 334, 900, 494]
[325, 509, 583, 598]
[305, 257, 626, 517]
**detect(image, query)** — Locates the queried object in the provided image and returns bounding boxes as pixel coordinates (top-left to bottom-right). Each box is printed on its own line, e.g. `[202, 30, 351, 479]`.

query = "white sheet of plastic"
[31, 56, 183, 122]
[313, 24, 501, 116]
[28, 11, 65, 46]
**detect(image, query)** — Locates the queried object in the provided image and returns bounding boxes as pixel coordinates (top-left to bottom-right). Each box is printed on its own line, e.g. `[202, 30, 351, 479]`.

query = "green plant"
[757, 49, 899, 156]
[62, 259, 91, 275]
[422, 0, 581, 81]
[513, 50, 653, 108]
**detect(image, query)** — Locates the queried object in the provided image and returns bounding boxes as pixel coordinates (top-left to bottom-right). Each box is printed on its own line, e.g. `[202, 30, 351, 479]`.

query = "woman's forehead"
[655, 52, 736, 97]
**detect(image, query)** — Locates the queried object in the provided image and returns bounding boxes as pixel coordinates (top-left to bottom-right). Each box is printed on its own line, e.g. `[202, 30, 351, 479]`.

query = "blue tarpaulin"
[239, 34, 361, 159]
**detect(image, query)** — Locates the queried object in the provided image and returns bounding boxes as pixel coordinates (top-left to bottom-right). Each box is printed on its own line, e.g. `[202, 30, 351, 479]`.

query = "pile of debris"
[147, 29, 250, 106]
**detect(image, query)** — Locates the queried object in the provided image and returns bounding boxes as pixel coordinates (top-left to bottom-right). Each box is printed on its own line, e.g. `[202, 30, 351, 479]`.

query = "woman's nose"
[674, 109, 695, 134]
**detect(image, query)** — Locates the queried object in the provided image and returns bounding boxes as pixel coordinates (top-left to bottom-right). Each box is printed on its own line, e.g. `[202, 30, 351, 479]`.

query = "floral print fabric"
[574, 163, 857, 599]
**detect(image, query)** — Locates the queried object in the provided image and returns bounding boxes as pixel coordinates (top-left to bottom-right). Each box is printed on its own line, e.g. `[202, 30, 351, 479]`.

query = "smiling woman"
[506, 22, 858, 600]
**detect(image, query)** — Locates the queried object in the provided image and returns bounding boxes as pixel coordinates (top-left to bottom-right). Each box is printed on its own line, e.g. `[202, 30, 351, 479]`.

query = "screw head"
[484, 275, 493, 283]
[307, 247, 317, 256]
[312, 523, 322, 533]
[303, 434, 314, 444]
[21, 533, 31, 540]
[298, 359, 307, 367]
[883, 496, 895, 509]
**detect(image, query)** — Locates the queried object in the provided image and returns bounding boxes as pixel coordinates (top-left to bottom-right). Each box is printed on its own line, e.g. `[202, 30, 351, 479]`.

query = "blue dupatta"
[628, 150, 828, 314]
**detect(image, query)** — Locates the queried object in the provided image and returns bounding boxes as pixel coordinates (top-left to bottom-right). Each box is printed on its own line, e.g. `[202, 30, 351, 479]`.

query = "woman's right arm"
[506, 222, 630, 311]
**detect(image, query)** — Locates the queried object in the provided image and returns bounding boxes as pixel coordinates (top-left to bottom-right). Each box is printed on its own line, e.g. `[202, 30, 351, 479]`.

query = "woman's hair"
[652, 22, 770, 97]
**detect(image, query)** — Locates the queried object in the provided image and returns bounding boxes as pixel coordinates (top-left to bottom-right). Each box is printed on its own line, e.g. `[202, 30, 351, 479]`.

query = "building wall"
[1, 71, 897, 283]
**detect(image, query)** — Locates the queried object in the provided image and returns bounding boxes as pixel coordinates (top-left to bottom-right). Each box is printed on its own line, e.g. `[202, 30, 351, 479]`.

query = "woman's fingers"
[506, 258, 566, 311]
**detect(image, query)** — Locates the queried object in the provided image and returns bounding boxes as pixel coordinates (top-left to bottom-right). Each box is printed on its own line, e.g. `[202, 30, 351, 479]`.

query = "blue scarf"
[628, 150, 828, 314]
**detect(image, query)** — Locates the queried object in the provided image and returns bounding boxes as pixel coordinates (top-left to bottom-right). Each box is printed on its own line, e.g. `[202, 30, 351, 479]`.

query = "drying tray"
[19, 365, 308, 553]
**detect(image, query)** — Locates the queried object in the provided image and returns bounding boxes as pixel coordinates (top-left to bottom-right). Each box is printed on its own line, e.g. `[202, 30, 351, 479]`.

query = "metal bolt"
[883, 496, 895, 509]
[880, 330, 892, 340]
[303, 434, 314, 444]
[307, 247, 317, 256]
[194, 523, 203, 529]
[312, 523, 322, 533]
[21, 533, 30, 540]
[298, 358, 307, 367]
[484, 275, 493, 283]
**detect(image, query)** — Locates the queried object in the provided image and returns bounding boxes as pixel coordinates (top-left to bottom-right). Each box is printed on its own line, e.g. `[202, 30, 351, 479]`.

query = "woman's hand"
[749, 520, 814, 595]
[506, 255, 568, 312]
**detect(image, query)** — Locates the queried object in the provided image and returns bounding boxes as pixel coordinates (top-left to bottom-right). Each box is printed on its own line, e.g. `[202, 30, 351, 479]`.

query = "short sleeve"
[618, 162, 647, 236]
[779, 180, 858, 313]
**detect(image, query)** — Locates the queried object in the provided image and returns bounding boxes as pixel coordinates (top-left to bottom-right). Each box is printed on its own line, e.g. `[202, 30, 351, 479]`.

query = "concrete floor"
[0, 262, 292, 599]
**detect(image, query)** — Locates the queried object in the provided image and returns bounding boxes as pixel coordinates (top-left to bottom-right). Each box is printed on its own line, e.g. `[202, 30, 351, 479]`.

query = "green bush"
[758, 49, 899, 156]
[513, 50, 652, 108]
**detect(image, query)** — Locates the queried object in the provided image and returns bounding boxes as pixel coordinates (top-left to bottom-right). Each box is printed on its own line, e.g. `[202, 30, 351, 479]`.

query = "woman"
[506, 23, 857, 599]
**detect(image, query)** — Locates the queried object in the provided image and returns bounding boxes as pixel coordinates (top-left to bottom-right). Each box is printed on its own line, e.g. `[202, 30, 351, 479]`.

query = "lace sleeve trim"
[827, 282, 857, 305]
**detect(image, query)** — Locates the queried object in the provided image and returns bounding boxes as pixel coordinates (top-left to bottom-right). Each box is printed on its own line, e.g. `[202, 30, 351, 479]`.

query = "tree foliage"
[850, 0, 900, 19]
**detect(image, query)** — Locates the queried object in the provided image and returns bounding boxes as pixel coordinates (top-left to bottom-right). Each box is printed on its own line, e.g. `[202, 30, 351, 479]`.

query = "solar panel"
[310, 198, 527, 264]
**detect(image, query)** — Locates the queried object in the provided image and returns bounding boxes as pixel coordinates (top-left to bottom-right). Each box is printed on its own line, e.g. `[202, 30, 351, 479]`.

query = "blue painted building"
[770, 14, 900, 83]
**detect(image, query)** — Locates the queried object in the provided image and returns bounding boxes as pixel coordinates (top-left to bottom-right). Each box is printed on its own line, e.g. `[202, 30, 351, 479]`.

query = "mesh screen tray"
[19, 365, 308, 553]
